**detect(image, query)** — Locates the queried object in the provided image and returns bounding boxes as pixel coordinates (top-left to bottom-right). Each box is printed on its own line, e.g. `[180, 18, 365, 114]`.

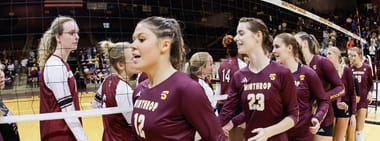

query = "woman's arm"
[115, 82, 134, 124]
[182, 82, 227, 141]
[308, 71, 329, 122]
[45, 64, 88, 141]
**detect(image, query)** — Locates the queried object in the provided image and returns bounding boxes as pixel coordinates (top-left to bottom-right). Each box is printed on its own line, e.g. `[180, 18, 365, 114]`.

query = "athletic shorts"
[332, 101, 352, 118]
[316, 123, 333, 136]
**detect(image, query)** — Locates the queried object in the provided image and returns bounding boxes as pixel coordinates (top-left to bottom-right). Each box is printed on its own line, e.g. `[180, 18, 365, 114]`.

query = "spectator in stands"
[347, 37, 355, 49]
[20, 58, 28, 74]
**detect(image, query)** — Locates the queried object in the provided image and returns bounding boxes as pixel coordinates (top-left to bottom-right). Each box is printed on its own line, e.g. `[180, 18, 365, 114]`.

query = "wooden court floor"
[3, 93, 380, 141]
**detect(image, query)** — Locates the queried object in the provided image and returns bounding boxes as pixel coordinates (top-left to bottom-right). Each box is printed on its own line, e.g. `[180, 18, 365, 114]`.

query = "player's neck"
[332, 60, 341, 70]
[284, 58, 299, 73]
[146, 62, 176, 88]
[53, 49, 70, 62]
[304, 52, 314, 66]
[248, 53, 270, 73]
[354, 62, 363, 68]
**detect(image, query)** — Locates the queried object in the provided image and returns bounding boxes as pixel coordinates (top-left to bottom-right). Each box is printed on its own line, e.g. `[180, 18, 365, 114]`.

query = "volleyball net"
[0, 0, 371, 140]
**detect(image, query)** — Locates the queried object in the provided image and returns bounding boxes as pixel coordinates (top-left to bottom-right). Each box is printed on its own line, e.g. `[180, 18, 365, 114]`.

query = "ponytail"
[99, 40, 114, 58]
[38, 16, 75, 67]
[295, 32, 321, 55]
[185, 52, 212, 77]
[99, 40, 130, 77]
[309, 34, 320, 55]
[38, 30, 56, 66]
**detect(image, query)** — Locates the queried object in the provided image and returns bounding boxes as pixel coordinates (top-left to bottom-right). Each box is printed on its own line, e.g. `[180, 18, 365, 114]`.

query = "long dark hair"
[239, 17, 273, 55]
[138, 16, 185, 70]
[275, 33, 306, 64]
[295, 31, 320, 55]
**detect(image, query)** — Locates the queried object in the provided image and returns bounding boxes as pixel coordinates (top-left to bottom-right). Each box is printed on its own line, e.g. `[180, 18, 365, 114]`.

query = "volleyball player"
[219, 17, 299, 141]
[218, 34, 247, 141]
[0, 69, 20, 141]
[38, 16, 88, 141]
[92, 41, 138, 140]
[185, 52, 216, 109]
[326, 47, 357, 141]
[295, 32, 344, 141]
[272, 33, 329, 141]
[130, 16, 226, 141]
[348, 47, 373, 141]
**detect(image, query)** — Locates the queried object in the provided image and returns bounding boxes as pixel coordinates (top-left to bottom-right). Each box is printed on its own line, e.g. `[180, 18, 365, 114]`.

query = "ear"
[55, 34, 61, 44]
[116, 62, 126, 72]
[253, 31, 263, 42]
[159, 38, 172, 54]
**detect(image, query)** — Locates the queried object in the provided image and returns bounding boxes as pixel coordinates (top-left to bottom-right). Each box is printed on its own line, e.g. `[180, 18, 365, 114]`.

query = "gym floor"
[3, 93, 380, 141]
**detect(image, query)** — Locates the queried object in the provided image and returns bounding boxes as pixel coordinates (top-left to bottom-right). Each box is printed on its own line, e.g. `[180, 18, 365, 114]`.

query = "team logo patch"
[313, 65, 317, 70]
[269, 73, 276, 80]
[300, 75, 305, 81]
[160, 91, 170, 100]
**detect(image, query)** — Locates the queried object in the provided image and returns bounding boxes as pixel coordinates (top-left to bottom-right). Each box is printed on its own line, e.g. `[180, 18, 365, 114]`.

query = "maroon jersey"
[351, 64, 373, 109]
[132, 71, 226, 141]
[39, 55, 80, 141]
[340, 66, 357, 114]
[94, 75, 134, 141]
[309, 55, 344, 127]
[137, 72, 148, 85]
[219, 61, 299, 141]
[287, 64, 329, 140]
[218, 57, 240, 97]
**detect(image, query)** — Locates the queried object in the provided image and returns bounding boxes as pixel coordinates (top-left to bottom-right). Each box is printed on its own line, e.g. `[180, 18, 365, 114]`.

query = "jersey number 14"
[221, 69, 231, 82]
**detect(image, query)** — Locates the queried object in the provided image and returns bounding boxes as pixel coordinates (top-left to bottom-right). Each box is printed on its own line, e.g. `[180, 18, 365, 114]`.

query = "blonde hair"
[348, 47, 363, 58]
[328, 47, 342, 62]
[99, 41, 131, 77]
[185, 52, 212, 76]
[295, 32, 321, 55]
[327, 47, 343, 77]
[38, 16, 76, 66]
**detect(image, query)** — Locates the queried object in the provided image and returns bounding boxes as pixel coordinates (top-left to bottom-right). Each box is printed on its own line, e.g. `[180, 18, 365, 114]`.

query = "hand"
[222, 34, 234, 47]
[309, 118, 320, 134]
[238, 122, 246, 129]
[222, 120, 234, 136]
[248, 128, 268, 141]
[367, 92, 373, 104]
[337, 102, 349, 112]
[0, 70, 4, 90]
[349, 115, 356, 127]
[356, 96, 360, 104]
